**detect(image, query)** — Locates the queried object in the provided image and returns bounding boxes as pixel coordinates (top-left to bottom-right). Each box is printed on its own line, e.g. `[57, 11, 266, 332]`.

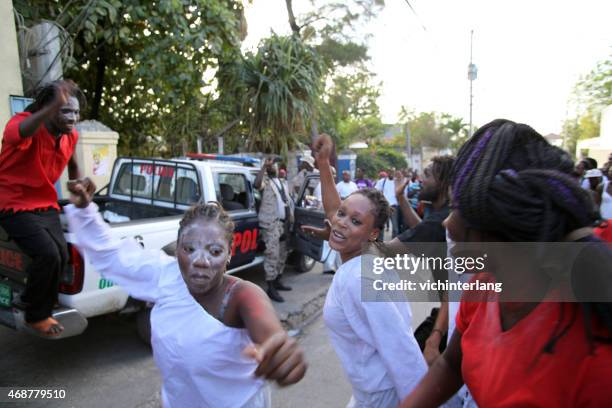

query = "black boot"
[266, 281, 285, 303]
[274, 276, 292, 291]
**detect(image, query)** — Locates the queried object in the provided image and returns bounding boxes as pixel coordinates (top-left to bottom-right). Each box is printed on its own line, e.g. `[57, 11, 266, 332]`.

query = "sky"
[243, 0, 611, 135]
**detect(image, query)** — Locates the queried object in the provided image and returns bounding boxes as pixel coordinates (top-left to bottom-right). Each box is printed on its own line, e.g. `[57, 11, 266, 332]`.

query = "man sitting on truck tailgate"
[254, 158, 292, 302]
[0, 80, 85, 337]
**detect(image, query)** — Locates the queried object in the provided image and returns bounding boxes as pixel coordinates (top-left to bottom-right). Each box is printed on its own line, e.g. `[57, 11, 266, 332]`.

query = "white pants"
[346, 388, 399, 408]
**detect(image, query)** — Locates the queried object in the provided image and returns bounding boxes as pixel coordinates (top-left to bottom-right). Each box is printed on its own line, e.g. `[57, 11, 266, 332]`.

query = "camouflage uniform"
[258, 177, 288, 281]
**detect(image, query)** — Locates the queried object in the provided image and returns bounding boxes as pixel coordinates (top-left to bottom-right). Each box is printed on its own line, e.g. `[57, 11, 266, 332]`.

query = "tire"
[136, 305, 152, 345]
[297, 254, 316, 273]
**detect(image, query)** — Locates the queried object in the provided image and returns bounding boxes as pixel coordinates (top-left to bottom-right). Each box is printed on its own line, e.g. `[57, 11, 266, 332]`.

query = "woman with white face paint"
[65, 179, 306, 408]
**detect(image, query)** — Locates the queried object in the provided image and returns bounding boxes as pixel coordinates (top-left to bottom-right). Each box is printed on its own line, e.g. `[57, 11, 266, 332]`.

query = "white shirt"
[65, 204, 265, 408]
[323, 255, 427, 401]
[336, 181, 359, 199]
[374, 178, 398, 206]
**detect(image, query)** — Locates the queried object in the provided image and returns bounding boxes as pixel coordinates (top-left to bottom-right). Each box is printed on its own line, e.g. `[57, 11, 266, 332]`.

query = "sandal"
[27, 317, 64, 337]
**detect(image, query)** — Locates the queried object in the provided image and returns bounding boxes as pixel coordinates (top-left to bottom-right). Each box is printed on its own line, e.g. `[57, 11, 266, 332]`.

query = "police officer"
[254, 158, 292, 302]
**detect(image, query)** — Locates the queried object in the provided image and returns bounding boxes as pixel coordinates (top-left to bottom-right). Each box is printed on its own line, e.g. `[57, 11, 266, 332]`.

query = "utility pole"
[467, 30, 478, 137]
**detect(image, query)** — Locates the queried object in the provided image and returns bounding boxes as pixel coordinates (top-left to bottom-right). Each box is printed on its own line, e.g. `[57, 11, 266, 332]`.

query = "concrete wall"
[0, 0, 24, 129]
[57, 121, 119, 199]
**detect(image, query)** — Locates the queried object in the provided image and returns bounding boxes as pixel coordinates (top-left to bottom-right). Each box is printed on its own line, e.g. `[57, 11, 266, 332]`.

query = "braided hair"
[350, 188, 391, 231]
[178, 202, 235, 247]
[452, 119, 598, 241]
[430, 155, 455, 203]
[25, 80, 86, 113]
[452, 118, 611, 351]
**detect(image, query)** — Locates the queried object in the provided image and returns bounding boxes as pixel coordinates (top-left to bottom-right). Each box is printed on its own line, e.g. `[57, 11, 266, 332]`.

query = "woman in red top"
[0, 80, 85, 337]
[400, 119, 612, 407]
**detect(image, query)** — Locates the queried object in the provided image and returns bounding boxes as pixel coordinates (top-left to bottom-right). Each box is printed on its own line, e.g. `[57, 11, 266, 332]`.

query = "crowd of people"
[1, 79, 611, 407]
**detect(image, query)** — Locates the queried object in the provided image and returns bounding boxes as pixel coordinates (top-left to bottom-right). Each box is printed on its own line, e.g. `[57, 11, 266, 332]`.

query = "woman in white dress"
[65, 180, 306, 408]
[309, 134, 427, 407]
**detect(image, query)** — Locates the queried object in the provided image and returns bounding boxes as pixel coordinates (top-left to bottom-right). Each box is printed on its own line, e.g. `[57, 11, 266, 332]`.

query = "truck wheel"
[297, 254, 316, 273]
[136, 305, 152, 345]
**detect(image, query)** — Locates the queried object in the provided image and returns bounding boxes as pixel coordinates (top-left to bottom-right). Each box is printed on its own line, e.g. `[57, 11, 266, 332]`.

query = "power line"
[402, 0, 427, 32]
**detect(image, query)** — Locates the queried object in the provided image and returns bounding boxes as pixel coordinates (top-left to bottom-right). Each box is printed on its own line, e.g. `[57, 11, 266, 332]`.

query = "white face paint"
[176, 220, 230, 296]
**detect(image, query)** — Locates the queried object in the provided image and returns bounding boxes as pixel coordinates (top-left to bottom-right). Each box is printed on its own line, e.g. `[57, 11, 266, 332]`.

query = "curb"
[279, 286, 328, 331]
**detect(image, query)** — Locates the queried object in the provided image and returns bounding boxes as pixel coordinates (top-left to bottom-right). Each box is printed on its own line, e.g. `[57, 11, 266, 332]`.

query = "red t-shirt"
[594, 220, 612, 242]
[457, 277, 612, 407]
[0, 112, 78, 211]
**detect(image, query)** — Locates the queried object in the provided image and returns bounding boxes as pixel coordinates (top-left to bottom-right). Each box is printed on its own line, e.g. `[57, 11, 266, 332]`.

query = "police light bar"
[186, 153, 259, 165]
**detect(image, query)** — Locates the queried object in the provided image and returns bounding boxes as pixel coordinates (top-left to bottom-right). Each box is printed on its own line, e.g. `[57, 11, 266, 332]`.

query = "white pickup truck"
[0, 154, 325, 340]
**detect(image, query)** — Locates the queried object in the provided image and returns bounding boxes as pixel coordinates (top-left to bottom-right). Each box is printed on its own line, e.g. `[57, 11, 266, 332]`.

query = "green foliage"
[318, 64, 383, 147]
[14, 0, 245, 156]
[315, 38, 369, 67]
[356, 146, 407, 178]
[562, 54, 611, 158]
[337, 115, 385, 147]
[396, 109, 465, 151]
[563, 110, 601, 158]
[238, 34, 324, 155]
[575, 55, 612, 112]
[286, 0, 385, 147]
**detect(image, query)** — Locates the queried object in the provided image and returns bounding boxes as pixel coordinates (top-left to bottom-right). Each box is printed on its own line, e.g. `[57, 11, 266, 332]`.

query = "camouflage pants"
[260, 220, 288, 281]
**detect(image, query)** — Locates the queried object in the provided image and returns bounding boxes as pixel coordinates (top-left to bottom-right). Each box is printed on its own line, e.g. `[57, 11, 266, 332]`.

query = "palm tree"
[239, 34, 324, 155]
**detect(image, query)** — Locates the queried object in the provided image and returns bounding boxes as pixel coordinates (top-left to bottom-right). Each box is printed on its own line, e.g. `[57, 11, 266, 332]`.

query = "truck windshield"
[113, 161, 201, 206]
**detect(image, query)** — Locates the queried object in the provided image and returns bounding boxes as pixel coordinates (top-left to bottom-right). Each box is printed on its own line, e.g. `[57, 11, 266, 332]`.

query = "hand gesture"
[51, 81, 71, 110]
[395, 172, 409, 198]
[301, 220, 331, 241]
[243, 332, 307, 386]
[263, 157, 274, 169]
[312, 134, 334, 164]
[67, 177, 97, 208]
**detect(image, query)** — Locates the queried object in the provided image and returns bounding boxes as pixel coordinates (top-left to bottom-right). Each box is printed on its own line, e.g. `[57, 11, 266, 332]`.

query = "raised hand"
[243, 331, 307, 386]
[395, 172, 410, 198]
[51, 81, 71, 110]
[67, 177, 97, 208]
[312, 133, 334, 164]
[301, 220, 331, 241]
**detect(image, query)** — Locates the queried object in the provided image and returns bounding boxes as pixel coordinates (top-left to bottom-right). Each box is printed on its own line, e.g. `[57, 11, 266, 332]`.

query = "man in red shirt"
[0, 80, 85, 336]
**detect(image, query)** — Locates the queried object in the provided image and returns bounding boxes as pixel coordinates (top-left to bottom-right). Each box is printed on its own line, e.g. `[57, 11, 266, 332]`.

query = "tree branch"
[214, 117, 241, 138]
[285, 0, 301, 35]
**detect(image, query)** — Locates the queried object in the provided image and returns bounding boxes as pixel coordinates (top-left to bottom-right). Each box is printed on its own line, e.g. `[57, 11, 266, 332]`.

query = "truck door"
[212, 172, 259, 269]
[292, 175, 325, 261]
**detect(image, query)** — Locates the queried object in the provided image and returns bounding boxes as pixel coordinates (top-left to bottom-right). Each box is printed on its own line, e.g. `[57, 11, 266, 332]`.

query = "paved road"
[272, 314, 352, 408]
[0, 232, 438, 407]
[0, 263, 328, 408]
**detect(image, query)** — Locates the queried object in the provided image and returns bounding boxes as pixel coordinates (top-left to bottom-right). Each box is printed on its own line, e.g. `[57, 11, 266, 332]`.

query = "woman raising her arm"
[312, 134, 427, 407]
[66, 180, 306, 408]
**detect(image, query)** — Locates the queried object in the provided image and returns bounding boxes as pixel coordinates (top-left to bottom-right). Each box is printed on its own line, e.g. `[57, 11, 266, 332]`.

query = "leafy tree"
[337, 115, 386, 147]
[14, 0, 245, 156]
[440, 114, 469, 152]
[284, 0, 385, 144]
[562, 54, 611, 158]
[319, 64, 383, 147]
[236, 34, 324, 155]
[400, 110, 451, 150]
[563, 110, 601, 158]
[356, 146, 407, 178]
[575, 55, 612, 112]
